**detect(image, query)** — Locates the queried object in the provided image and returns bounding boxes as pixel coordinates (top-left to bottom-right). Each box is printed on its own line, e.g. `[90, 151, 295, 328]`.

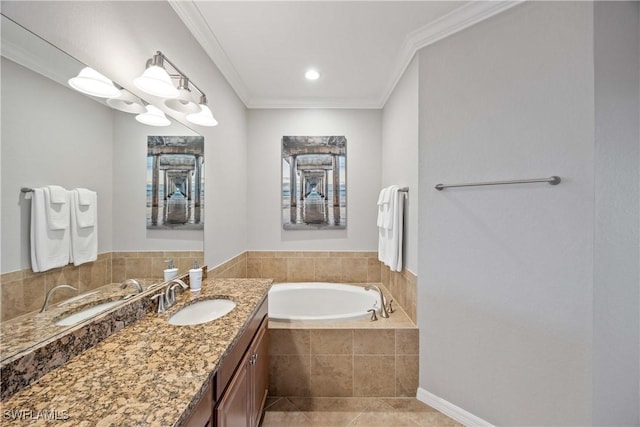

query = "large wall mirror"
[0, 14, 204, 360]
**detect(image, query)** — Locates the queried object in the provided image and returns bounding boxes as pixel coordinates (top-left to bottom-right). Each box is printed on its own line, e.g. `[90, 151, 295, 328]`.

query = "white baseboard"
[416, 387, 494, 427]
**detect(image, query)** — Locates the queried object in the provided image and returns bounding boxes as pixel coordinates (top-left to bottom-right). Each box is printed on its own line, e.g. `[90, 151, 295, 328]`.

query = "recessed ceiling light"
[305, 69, 320, 81]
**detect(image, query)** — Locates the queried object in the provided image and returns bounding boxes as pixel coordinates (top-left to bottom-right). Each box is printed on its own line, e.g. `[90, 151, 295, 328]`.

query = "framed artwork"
[146, 135, 204, 230]
[281, 135, 346, 230]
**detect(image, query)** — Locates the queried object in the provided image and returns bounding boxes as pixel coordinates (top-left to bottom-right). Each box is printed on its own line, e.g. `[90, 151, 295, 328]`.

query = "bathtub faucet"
[365, 285, 389, 318]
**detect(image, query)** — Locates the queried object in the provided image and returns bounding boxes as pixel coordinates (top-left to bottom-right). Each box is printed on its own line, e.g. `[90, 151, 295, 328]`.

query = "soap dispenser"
[163, 260, 178, 282]
[189, 260, 202, 292]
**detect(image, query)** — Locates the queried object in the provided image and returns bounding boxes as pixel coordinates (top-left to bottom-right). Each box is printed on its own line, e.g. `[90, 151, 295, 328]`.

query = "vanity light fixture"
[164, 76, 200, 114]
[305, 69, 320, 81]
[134, 52, 179, 98]
[135, 51, 218, 126]
[186, 95, 218, 127]
[135, 104, 171, 127]
[68, 67, 121, 98]
[106, 89, 146, 114]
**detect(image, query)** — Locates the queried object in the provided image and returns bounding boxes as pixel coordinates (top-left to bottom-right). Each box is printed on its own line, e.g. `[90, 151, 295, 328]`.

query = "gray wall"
[381, 57, 419, 274]
[246, 109, 382, 251]
[1, 1, 249, 270]
[593, 2, 640, 425]
[418, 2, 595, 425]
[1, 58, 115, 272]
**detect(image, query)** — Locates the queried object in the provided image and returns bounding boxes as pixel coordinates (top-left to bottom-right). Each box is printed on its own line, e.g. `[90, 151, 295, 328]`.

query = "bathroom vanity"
[0, 278, 271, 427]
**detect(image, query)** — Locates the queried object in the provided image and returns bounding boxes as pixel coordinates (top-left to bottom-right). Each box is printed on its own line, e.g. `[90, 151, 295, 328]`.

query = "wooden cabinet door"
[184, 381, 213, 427]
[215, 354, 250, 427]
[249, 321, 269, 427]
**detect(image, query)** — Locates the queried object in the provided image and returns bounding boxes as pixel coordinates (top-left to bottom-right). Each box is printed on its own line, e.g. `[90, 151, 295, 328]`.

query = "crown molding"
[168, 0, 251, 105]
[378, 0, 524, 108]
[173, 0, 523, 110]
[246, 96, 381, 110]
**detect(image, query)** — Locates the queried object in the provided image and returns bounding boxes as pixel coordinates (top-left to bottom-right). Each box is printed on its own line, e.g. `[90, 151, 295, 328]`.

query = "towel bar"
[435, 176, 561, 191]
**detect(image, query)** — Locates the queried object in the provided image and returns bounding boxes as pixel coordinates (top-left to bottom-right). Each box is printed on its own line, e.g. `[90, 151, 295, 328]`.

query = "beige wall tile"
[125, 258, 152, 279]
[395, 329, 419, 355]
[269, 355, 311, 397]
[341, 258, 368, 283]
[1, 271, 24, 283]
[78, 259, 108, 292]
[247, 259, 262, 278]
[353, 355, 395, 397]
[314, 258, 342, 282]
[0, 278, 40, 321]
[395, 355, 419, 397]
[270, 330, 310, 355]
[111, 258, 126, 283]
[262, 258, 287, 282]
[45, 267, 80, 304]
[353, 329, 395, 355]
[367, 258, 382, 283]
[303, 252, 328, 258]
[310, 355, 353, 397]
[310, 330, 352, 355]
[287, 258, 315, 282]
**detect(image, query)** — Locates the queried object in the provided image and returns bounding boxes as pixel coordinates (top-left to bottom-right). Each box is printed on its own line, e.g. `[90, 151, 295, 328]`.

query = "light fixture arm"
[149, 51, 206, 99]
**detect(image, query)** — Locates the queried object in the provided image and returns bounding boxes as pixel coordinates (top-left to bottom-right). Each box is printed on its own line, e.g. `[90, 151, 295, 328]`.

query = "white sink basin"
[55, 300, 122, 326]
[168, 299, 236, 326]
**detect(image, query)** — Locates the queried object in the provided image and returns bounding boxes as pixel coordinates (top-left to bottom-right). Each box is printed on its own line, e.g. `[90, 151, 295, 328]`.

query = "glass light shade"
[135, 105, 171, 126]
[68, 67, 120, 98]
[134, 66, 179, 98]
[164, 88, 201, 113]
[186, 104, 218, 127]
[106, 89, 146, 114]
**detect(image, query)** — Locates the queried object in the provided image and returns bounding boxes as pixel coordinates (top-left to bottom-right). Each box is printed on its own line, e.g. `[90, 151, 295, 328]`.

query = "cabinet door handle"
[249, 353, 258, 365]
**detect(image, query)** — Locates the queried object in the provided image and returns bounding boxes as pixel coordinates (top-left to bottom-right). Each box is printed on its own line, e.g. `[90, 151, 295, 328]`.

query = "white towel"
[377, 186, 404, 272]
[72, 188, 96, 227]
[382, 185, 399, 230]
[75, 188, 94, 206]
[70, 189, 98, 266]
[47, 185, 68, 204]
[30, 188, 71, 272]
[44, 186, 70, 230]
[376, 187, 390, 227]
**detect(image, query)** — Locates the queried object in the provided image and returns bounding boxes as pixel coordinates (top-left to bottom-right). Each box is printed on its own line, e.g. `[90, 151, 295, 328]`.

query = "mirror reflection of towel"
[30, 188, 71, 272]
[70, 189, 98, 266]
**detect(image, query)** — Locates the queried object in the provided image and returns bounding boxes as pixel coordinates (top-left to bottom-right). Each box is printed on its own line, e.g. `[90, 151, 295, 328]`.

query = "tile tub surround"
[247, 251, 382, 283]
[269, 295, 418, 399]
[1, 278, 272, 426]
[246, 251, 417, 323]
[0, 251, 203, 322]
[381, 265, 417, 324]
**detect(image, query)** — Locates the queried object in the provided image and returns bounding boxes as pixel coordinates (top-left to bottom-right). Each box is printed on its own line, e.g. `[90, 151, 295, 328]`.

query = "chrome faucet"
[40, 285, 78, 312]
[164, 279, 188, 308]
[365, 285, 389, 318]
[120, 278, 143, 293]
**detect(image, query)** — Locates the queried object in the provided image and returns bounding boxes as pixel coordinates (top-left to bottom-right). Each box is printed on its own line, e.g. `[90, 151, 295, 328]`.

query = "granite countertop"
[0, 278, 272, 426]
[1, 279, 160, 364]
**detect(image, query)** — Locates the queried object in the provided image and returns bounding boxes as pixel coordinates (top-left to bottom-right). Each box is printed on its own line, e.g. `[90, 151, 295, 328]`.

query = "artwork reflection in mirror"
[147, 136, 204, 230]
[281, 135, 347, 230]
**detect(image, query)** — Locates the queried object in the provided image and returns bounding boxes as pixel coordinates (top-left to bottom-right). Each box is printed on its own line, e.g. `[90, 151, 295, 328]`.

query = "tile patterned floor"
[261, 397, 462, 427]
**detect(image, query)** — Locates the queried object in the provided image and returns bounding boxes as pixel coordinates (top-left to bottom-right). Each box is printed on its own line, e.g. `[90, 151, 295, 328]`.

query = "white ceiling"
[170, 1, 520, 109]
